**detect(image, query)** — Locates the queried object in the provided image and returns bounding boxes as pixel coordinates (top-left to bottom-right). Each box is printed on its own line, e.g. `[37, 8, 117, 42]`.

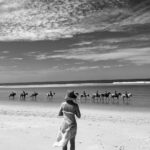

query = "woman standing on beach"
[53, 90, 81, 150]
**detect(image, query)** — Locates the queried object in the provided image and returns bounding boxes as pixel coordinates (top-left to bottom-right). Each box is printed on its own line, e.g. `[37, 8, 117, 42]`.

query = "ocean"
[0, 83, 150, 109]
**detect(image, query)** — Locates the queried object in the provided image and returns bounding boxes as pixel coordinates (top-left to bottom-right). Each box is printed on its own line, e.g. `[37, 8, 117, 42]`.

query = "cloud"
[115, 64, 124, 67]
[65, 66, 100, 71]
[74, 62, 85, 65]
[103, 65, 111, 69]
[0, 55, 23, 61]
[1, 51, 9, 54]
[0, 56, 6, 60]
[72, 41, 93, 46]
[34, 54, 49, 60]
[125, 55, 150, 65]
[54, 50, 68, 53]
[25, 40, 150, 65]
[27, 44, 118, 61]
[0, 0, 149, 41]
[36, 47, 150, 65]
[11, 57, 23, 60]
[99, 34, 150, 49]
[103, 64, 125, 69]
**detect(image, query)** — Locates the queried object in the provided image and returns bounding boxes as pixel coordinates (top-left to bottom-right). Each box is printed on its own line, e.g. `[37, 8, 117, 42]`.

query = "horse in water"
[30, 92, 38, 101]
[121, 92, 132, 104]
[20, 91, 28, 100]
[9, 91, 16, 100]
[91, 91, 101, 103]
[101, 92, 111, 104]
[110, 92, 122, 104]
[47, 91, 55, 100]
[80, 91, 90, 103]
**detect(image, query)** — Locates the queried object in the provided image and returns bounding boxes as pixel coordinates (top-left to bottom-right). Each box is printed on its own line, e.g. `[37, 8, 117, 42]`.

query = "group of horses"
[9, 91, 55, 101]
[8, 90, 132, 105]
[76, 91, 133, 104]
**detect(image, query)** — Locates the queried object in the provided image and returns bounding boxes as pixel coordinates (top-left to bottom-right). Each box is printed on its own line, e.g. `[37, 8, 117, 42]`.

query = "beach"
[0, 0, 150, 149]
[0, 100, 150, 150]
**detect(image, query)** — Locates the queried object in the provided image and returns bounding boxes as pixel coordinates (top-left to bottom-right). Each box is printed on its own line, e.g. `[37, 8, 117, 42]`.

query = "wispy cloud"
[0, 0, 149, 41]
[103, 65, 111, 69]
[1, 51, 9, 54]
[115, 64, 125, 67]
[27, 44, 118, 61]
[74, 62, 85, 65]
[35, 47, 150, 65]
[24, 40, 150, 65]
[65, 66, 99, 71]
[0, 56, 6, 60]
[72, 41, 93, 46]
[34, 54, 49, 60]
[11, 57, 23, 60]
[126, 55, 150, 65]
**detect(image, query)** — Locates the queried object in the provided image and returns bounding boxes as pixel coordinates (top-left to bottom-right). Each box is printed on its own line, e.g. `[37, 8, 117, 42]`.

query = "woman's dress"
[53, 101, 79, 147]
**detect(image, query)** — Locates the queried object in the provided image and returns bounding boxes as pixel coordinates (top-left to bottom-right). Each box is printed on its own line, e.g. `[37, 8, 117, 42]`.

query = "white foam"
[0, 83, 107, 89]
[0, 81, 150, 89]
[113, 81, 150, 85]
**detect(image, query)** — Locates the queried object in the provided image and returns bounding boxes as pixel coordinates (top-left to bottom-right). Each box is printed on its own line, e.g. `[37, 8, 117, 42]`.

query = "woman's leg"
[63, 144, 67, 150]
[70, 136, 75, 150]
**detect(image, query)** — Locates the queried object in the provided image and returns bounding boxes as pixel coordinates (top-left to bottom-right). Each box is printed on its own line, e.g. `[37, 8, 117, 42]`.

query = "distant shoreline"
[0, 81, 150, 88]
[0, 78, 150, 86]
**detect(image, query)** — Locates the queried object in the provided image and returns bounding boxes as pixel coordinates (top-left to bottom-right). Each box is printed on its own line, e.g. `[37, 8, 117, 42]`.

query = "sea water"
[0, 83, 150, 108]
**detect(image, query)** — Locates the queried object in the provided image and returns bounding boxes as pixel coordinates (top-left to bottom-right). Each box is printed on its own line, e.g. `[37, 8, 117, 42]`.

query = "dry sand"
[0, 100, 150, 150]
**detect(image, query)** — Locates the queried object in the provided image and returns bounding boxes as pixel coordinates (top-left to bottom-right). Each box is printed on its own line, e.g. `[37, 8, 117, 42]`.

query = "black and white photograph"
[0, 0, 150, 150]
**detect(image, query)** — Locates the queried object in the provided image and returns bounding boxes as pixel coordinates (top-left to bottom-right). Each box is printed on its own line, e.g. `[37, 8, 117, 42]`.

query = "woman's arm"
[58, 104, 63, 116]
[75, 104, 81, 118]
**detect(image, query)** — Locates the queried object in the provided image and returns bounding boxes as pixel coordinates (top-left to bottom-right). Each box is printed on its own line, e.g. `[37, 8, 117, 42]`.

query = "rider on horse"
[125, 91, 128, 98]
[83, 91, 86, 96]
[96, 90, 99, 97]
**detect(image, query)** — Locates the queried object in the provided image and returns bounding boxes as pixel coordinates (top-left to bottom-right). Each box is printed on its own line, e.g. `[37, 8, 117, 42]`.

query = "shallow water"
[0, 84, 150, 108]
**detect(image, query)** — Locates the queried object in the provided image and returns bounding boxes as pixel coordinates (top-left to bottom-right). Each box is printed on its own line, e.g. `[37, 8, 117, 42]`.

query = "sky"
[0, 0, 150, 83]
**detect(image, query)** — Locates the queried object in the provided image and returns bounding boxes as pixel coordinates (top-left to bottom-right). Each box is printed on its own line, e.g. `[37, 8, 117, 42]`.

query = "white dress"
[53, 101, 80, 147]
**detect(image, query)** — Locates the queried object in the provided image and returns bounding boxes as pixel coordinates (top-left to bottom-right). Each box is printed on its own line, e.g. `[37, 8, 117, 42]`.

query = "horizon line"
[0, 78, 150, 85]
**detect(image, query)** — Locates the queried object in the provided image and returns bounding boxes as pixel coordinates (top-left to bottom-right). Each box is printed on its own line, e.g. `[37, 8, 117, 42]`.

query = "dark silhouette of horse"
[111, 92, 122, 104]
[101, 92, 111, 103]
[91, 91, 101, 103]
[121, 92, 132, 104]
[47, 91, 55, 100]
[9, 92, 16, 100]
[30, 92, 38, 100]
[20, 91, 28, 100]
[80, 91, 90, 103]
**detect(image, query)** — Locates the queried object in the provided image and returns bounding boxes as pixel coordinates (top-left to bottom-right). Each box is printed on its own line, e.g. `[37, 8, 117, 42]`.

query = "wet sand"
[0, 100, 150, 150]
